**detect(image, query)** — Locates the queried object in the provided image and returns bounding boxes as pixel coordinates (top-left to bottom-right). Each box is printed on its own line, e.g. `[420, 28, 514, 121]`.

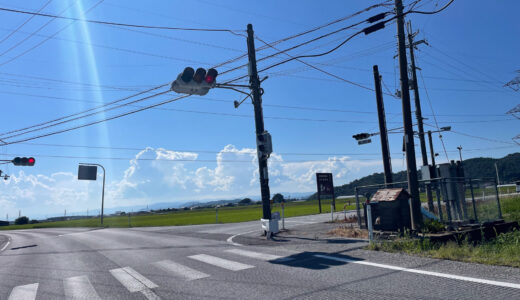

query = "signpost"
[78, 163, 106, 226]
[316, 173, 335, 216]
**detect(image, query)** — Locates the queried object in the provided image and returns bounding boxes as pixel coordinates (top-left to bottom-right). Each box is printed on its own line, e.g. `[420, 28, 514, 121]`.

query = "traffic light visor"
[193, 68, 206, 83]
[181, 67, 194, 83]
[205, 68, 218, 84]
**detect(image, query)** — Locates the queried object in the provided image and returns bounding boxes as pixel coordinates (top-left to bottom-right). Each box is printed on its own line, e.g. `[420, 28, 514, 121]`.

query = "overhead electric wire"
[0, 0, 52, 45]
[417, 67, 449, 160]
[254, 35, 379, 94]
[407, 0, 456, 15]
[0, 84, 169, 137]
[0, 94, 190, 146]
[213, 1, 391, 69]
[0, 89, 171, 140]
[0, 1, 77, 58]
[0, 0, 105, 67]
[0, 6, 246, 35]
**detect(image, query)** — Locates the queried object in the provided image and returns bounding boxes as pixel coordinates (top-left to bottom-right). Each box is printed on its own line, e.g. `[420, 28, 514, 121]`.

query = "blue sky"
[0, 0, 518, 219]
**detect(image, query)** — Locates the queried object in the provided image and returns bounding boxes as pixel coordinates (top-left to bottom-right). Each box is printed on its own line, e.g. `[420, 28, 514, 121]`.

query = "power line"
[0, 0, 105, 67]
[0, 0, 52, 45]
[0, 84, 169, 137]
[407, 0, 455, 15]
[0, 6, 246, 35]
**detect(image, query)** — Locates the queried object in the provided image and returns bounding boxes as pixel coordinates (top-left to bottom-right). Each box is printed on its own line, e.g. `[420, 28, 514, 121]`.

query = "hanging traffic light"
[171, 67, 218, 96]
[12, 157, 35, 166]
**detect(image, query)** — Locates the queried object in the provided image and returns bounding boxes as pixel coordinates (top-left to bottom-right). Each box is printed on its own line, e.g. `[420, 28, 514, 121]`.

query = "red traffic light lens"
[193, 68, 206, 83]
[181, 67, 194, 83]
[28, 157, 35, 166]
[205, 68, 218, 84]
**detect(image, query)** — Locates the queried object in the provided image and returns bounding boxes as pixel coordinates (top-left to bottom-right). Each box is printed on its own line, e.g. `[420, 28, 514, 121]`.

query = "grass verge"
[0, 198, 356, 230]
[368, 196, 520, 268]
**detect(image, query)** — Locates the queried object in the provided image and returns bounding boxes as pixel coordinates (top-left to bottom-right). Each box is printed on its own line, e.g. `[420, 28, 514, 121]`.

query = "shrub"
[15, 216, 29, 225]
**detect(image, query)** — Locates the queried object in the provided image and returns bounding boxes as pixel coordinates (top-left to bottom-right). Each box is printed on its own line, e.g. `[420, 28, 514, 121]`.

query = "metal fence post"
[282, 202, 285, 230]
[434, 180, 443, 222]
[494, 179, 503, 219]
[355, 187, 362, 228]
[469, 179, 478, 223]
[367, 203, 373, 242]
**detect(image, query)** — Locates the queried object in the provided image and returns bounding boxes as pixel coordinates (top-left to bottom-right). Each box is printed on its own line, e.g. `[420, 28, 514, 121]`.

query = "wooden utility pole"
[395, 0, 423, 230]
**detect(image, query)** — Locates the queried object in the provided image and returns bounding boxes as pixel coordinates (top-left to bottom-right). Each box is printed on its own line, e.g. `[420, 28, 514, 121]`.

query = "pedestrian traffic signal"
[12, 157, 35, 166]
[171, 67, 218, 96]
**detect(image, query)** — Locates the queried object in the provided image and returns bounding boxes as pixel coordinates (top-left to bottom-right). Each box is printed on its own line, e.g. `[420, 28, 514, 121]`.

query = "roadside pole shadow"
[10, 244, 37, 250]
[270, 251, 362, 270]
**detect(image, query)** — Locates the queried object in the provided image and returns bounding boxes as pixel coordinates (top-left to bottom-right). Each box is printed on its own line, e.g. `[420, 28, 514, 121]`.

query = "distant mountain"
[308, 152, 520, 200]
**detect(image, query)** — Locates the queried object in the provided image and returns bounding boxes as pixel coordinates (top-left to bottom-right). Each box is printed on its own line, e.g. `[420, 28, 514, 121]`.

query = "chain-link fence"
[355, 177, 504, 230]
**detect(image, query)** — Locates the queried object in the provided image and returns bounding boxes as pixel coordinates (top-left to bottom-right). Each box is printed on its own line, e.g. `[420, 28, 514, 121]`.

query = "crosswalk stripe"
[8, 283, 38, 300]
[64, 275, 100, 300]
[225, 248, 283, 261]
[188, 254, 254, 271]
[109, 267, 158, 293]
[153, 260, 210, 281]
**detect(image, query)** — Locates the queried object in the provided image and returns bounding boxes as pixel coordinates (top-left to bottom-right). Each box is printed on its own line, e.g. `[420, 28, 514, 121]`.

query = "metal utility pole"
[395, 0, 423, 230]
[407, 22, 434, 212]
[247, 24, 271, 220]
[373, 65, 393, 186]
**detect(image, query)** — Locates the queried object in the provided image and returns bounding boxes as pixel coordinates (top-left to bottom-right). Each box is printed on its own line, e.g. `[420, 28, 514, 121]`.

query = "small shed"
[369, 188, 411, 231]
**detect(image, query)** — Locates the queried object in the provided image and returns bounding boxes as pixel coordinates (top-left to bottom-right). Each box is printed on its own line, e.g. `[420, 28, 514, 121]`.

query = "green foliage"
[14, 216, 29, 225]
[238, 198, 252, 205]
[423, 218, 445, 233]
[272, 193, 285, 203]
[1, 198, 356, 230]
[308, 152, 520, 200]
[369, 229, 520, 267]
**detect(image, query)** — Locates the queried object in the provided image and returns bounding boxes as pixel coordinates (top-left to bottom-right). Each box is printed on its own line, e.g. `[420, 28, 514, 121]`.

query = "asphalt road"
[1, 213, 520, 299]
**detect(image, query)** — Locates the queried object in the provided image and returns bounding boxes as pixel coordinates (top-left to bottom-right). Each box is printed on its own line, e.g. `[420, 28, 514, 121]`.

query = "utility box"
[261, 217, 279, 235]
[369, 188, 411, 231]
[437, 161, 466, 221]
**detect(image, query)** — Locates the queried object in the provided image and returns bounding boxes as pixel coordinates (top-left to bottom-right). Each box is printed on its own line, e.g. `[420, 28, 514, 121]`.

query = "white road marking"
[153, 260, 209, 281]
[64, 275, 100, 300]
[109, 267, 158, 293]
[315, 254, 520, 290]
[189, 254, 255, 271]
[8, 283, 38, 300]
[226, 230, 257, 246]
[226, 248, 288, 261]
[0, 237, 10, 252]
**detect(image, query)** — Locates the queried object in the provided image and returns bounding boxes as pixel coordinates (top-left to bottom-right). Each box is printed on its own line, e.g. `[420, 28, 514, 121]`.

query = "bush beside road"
[368, 196, 520, 268]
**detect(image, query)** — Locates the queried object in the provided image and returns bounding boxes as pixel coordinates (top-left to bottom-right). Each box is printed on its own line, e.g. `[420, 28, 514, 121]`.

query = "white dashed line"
[189, 254, 254, 271]
[314, 254, 520, 290]
[64, 275, 100, 300]
[8, 283, 38, 300]
[225, 248, 284, 261]
[153, 260, 209, 281]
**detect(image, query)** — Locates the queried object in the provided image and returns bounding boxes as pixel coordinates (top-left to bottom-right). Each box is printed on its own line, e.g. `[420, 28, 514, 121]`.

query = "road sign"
[358, 138, 372, 145]
[316, 173, 334, 195]
[78, 165, 97, 180]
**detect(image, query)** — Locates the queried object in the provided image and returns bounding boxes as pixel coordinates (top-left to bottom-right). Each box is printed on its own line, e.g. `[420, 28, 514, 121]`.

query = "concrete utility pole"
[395, 0, 423, 230]
[407, 22, 434, 212]
[247, 24, 271, 220]
[373, 65, 393, 186]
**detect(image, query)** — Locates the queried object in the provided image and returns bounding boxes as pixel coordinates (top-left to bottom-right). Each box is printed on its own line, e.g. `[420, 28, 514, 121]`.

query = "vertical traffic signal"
[12, 157, 36, 166]
[171, 67, 218, 96]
